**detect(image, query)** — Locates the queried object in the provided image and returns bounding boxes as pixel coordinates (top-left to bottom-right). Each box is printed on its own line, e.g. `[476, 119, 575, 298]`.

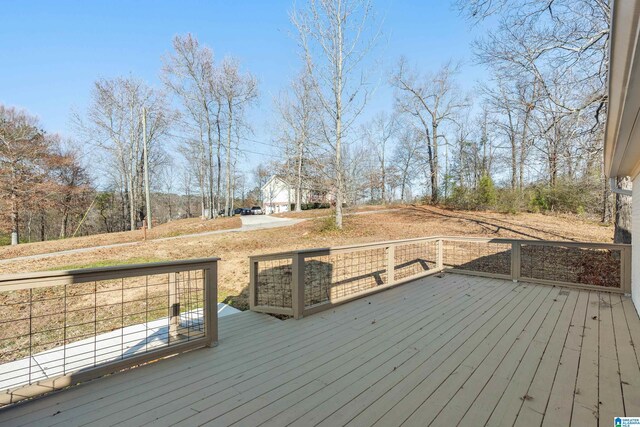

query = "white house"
[261, 175, 331, 214]
[261, 175, 293, 214]
[605, 0, 640, 313]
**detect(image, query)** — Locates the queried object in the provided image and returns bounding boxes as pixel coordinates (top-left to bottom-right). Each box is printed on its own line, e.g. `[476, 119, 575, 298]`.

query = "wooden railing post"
[437, 239, 444, 271]
[169, 272, 180, 339]
[291, 253, 305, 319]
[511, 242, 521, 282]
[621, 246, 632, 294]
[204, 262, 218, 347]
[249, 259, 257, 311]
[0, 257, 221, 406]
[387, 244, 395, 286]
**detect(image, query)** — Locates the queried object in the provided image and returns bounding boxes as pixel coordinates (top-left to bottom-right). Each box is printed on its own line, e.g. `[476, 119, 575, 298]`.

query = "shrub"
[443, 176, 603, 217]
[318, 215, 340, 232]
[445, 173, 497, 211]
[529, 181, 585, 213]
[495, 189, 521, 214]
[445, 186, 475, 210]
[290, 202, 331, 211]
[476, 173, 497, 208]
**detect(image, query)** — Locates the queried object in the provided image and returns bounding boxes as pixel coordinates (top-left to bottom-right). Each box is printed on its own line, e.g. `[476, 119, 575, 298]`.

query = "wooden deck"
[1, 274, 639, 426]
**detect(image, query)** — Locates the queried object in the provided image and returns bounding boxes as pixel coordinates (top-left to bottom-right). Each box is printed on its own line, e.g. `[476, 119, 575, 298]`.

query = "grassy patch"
[0, 234, 30, 246]
[50, 256, 166, 271]
[317, 215, 340, 233]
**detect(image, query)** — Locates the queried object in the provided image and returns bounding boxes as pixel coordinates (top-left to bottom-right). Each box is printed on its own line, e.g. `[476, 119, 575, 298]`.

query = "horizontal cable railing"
[249, 237, 631, 318]
[0, 258, 218, 407]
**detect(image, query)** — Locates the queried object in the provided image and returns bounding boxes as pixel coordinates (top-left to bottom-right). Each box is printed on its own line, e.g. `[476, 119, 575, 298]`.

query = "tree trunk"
[380, 148, 386, 204]
[129, 104, 137, 231]
[225, 104, 233, 217]
[430, 122, 439, 203]
[127, 174, 136, 231]
[614, 176, 632, 244]
[40, 210, 46, 242]
[142, 108, 152, 229]
[519, 108, 531, 192]
[60, 208, 69, 239]
[601, 173, 610, 223]
[296, 143, 303, 212]
[121, 187, 128, 232]
[10, 193, 19, 246]
[335, 104, 345, 226]
[335, 115, 343, 228]
[186, 188, 192, 218]
[197, 163, 206, 219]
[510, 133, 517, 190]
[207, 115, 215, 220]
[426, 135, 437, 203]
[216, 111, 223, 218]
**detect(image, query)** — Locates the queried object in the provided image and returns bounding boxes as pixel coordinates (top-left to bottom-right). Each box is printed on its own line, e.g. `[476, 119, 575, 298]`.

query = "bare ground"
[0, 205, 614, 309]
[272, 203, 402, 219]
[0, 216, 241, 260]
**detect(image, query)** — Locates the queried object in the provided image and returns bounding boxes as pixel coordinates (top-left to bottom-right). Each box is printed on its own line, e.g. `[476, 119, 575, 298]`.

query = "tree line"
[1, 34, 259, 245]
[1, 0, 627, 245]
[265, 0, 625, 239]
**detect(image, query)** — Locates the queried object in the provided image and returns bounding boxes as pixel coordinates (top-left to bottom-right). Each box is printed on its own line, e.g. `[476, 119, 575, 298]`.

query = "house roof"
[605, 0, 640, 179]
[261, 174, 328, 193]
[260, 175, 290, 192]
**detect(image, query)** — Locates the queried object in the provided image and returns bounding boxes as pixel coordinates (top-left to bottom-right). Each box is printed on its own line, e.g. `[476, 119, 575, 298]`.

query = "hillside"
[0, 205, 614, 310]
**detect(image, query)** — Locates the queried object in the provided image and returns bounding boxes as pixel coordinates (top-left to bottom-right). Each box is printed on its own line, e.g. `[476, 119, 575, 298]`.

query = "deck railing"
[249, 237, 631, 318]
[0, 258, 219, 407]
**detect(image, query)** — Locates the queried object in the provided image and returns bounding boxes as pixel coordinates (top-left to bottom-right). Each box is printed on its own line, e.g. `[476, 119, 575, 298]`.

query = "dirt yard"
[272, 204, 401, 219]
[0, 205, 614, 310]
[0, 216, 241, 260]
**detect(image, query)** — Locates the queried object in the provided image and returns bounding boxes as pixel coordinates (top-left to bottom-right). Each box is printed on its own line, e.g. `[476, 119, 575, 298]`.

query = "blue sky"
[0, 0, 490, 181]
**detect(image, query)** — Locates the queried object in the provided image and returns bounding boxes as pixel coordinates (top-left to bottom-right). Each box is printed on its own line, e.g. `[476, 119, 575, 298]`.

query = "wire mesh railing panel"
[520, 244, 622, 288]
[443, 240, 511, 276]
[394, 241, 438, 281]
[255, 258, 293, 308]
[304, 248, 388, 307]
[0, 267, 207, 398]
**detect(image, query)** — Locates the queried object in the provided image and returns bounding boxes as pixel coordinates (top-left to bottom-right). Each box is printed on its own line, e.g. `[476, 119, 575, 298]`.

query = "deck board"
[598, 292, 625, 424]
[0, 274, 639, 427]
[541, 290, 589, 427]
[325, 284, 537, 427]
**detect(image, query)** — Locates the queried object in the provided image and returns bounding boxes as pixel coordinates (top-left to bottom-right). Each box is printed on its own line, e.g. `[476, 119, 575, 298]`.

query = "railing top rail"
[249, 236, 441, 261]
[0, 257, 220, 289]
[440, 236, 630, 249]
[249, 235, 629, 262]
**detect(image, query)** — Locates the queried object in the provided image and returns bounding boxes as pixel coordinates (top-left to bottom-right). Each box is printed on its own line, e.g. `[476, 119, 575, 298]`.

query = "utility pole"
[142, 107, 152, 230]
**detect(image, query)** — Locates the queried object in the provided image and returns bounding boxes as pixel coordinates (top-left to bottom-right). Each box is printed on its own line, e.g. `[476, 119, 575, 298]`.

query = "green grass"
[50, 256, 166, 271]
[317, 215, 340, 233]
[0, 233, 30, 246]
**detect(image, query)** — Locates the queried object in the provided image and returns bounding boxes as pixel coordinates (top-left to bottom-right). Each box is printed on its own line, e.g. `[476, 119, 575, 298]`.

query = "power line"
[165, 132, 282, 159]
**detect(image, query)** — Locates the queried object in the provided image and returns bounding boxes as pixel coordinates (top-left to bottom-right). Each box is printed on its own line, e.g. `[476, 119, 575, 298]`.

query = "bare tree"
[362, 112, 397, 203]
[78, 77, 170, 231]
[163, 34, 220, 219]
[253, 164, 270, 205]
[274, 70, 317, 212]
[459, 0, 617, 227]
[219, 57, 258, 216]
[291, 0, 380, 228]
[0, 106, 50, 245]
[51, 143, 91, 238]
[392, 126, 421, 201]
[391, 59, 465, 203]
[181, 169, 194, 218]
